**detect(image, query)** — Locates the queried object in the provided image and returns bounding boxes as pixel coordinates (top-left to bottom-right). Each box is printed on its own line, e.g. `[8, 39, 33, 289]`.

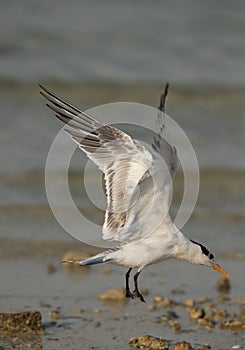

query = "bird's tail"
[62, 253, 113, 266]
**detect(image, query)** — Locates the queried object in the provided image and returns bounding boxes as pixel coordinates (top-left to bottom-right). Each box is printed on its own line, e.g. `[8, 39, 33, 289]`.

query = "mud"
[0, 250, 244, 349]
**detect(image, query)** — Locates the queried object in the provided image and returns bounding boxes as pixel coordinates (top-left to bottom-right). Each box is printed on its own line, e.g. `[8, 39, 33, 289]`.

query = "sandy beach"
[0, 244, 244, 349]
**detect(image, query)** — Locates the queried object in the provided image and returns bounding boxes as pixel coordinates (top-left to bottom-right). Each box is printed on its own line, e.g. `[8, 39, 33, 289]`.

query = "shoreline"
[0, 254, 244, 349]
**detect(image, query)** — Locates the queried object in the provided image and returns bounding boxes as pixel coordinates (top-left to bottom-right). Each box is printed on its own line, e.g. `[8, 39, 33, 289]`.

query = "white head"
[189, 240, 230, 278]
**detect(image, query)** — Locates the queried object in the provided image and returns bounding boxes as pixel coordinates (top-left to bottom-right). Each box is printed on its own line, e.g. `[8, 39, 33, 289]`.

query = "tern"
[40, 84, 229, 303]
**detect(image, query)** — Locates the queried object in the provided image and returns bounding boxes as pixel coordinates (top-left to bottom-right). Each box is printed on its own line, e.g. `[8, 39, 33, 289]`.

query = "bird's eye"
[209, 253, 214, 260]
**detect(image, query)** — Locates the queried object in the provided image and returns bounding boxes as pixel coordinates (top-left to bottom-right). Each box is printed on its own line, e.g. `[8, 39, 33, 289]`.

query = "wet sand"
[0, 167, 244, 349]
[0, 249, 244, 349]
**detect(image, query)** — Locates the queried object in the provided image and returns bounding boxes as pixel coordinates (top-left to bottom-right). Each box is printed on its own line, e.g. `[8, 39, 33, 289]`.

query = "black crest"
[190, 240, 214, 259]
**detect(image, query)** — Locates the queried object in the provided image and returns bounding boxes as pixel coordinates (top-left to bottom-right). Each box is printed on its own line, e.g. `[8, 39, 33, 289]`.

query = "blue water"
[0, 0, 245, 85]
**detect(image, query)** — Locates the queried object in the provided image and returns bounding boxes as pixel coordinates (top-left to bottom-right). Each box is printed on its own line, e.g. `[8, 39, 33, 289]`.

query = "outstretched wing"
[40, 85, 152, 241]
[115, 83, 178, 242]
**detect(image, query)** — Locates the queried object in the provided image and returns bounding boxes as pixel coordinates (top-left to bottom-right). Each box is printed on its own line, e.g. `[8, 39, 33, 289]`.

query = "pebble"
[167, 310, 179, 319]
[195, 345, 211, 350]
[210, 308, 229, 321]
[184, 299, 195, 308]
[147, 304, 157, 311]
[129, 335, 169, 349]
[217, 295, 230, 303]
[169, 320, 181, 330]
[93, 321, 101, 328]
[153, 296, 177, 307]
[98, 288, 126, 301]
[153, 295, 164, 303]
[220, 321, 245, 329]
[232, 298, 245, 305]
[154, 315, 167, 324]
[48, 310, 61, 320]
[198, 296, 211, 304]
[93, 308, 102, 314]
[197, 318, 215, 328]
[215, 278, 231, 293]
[174, 341, 192, 350]
[46, 337, 59, 341]
[163, 297, 178, 307]
[189, 307, 206, 319]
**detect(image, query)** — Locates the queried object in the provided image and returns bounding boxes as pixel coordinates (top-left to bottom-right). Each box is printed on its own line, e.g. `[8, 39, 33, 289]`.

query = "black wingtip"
[39, 84, 49, 97]
[39, 84, 50, 94]
[159, 82, 170, 113]
[164, 82, 170, 98]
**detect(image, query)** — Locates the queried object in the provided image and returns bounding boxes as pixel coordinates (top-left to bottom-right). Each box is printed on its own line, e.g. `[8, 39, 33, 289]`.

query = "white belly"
[108, 238, 172, 268]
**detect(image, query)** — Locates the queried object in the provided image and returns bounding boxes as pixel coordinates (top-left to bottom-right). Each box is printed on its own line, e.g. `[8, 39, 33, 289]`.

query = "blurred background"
[0, 1, 244, 348]
[0, 0, 244, 252]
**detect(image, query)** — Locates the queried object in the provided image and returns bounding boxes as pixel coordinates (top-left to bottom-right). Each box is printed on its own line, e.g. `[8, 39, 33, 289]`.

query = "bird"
[40, 83, 229, 303]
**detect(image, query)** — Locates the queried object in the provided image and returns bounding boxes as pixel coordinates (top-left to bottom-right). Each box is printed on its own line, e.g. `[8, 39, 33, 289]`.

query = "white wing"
[108, 83, 179, 241]
[40, 84, 178, 242]
[40, 85, 152, 241]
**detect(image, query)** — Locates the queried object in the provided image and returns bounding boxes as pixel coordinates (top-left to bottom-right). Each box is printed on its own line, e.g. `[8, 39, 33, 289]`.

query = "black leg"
[133, 269, 145, 303]
[125, 268, 134, 299]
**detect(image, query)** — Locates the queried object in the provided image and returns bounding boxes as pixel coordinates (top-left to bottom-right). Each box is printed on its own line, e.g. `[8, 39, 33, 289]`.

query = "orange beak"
[211, 263, 230, 278]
